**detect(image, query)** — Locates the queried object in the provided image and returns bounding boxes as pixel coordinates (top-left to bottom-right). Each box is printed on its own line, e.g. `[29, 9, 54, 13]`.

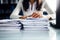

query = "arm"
[10, 0, 23, 19]
[43, 1, 56, 19]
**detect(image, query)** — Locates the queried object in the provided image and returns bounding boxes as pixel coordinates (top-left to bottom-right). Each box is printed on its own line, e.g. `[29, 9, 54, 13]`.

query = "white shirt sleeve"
[43, 1, 56, 19]
[10, 0, 23, 19]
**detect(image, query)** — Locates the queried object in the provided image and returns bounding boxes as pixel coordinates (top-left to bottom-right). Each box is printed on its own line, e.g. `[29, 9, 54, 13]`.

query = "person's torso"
[21, 0, 45, 16]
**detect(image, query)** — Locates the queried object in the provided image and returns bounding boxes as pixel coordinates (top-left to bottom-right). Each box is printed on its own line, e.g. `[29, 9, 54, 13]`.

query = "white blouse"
[10, 0, 56, 19]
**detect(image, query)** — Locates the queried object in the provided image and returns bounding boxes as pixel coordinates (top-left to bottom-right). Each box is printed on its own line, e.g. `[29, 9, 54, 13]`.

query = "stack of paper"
[0, 19, 21, 27]
[20, 18, 49, 28]
[0, 18, 49, 30]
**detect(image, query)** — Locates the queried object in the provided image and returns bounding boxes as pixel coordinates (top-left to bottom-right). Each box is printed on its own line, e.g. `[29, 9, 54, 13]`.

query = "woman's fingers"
[32, 13, 42, 18]
[32, 13, 37, 17]
[33, 14, 39, 18]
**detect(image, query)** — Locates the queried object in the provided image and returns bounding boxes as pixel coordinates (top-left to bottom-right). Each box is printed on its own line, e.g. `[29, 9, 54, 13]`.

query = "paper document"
[20, 18, 49, 27]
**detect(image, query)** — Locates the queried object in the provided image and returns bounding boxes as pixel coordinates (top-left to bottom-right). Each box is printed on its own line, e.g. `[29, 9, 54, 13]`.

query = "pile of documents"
[20, 18, 49, 27]
[0, 19, 21, 30]
[0, 18, 49, 30]
[0, 19, 21, 27]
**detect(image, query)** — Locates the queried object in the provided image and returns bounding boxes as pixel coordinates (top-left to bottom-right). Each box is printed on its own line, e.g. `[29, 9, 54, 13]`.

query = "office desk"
[0, 19, 49, 40]
[0, 19, 58, 40]
[0, 27, 59, 40]
[0, 28, 49, 40]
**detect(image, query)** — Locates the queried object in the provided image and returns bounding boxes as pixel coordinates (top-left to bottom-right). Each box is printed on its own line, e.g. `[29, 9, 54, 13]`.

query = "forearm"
[10, 14, 22, 19]
[10, 0, 23, 19]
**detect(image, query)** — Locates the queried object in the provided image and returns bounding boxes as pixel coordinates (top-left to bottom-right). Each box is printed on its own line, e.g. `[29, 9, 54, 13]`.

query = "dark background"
[56, 0, 60, 29]
[0, 0, 19, 19]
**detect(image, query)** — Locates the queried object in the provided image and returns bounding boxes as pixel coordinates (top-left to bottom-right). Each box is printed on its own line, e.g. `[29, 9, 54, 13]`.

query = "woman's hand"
[19, 16, 27, 19]
[31, 12, 42, 18]
[19, 11, 43, 19]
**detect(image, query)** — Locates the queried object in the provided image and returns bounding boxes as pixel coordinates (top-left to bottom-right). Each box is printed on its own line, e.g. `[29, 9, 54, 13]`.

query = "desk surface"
[0, 27, 60, 40]
[0, 29, 49, 40]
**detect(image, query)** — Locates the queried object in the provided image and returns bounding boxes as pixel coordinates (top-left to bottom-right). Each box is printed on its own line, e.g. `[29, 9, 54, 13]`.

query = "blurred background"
[0, 0, 19, 19]
[0, 0, 56, 19]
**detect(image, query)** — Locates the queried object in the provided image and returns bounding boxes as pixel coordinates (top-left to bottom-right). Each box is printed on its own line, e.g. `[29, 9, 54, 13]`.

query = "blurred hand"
[31, 12, 42, 18]
[19, 16, 27, 19]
